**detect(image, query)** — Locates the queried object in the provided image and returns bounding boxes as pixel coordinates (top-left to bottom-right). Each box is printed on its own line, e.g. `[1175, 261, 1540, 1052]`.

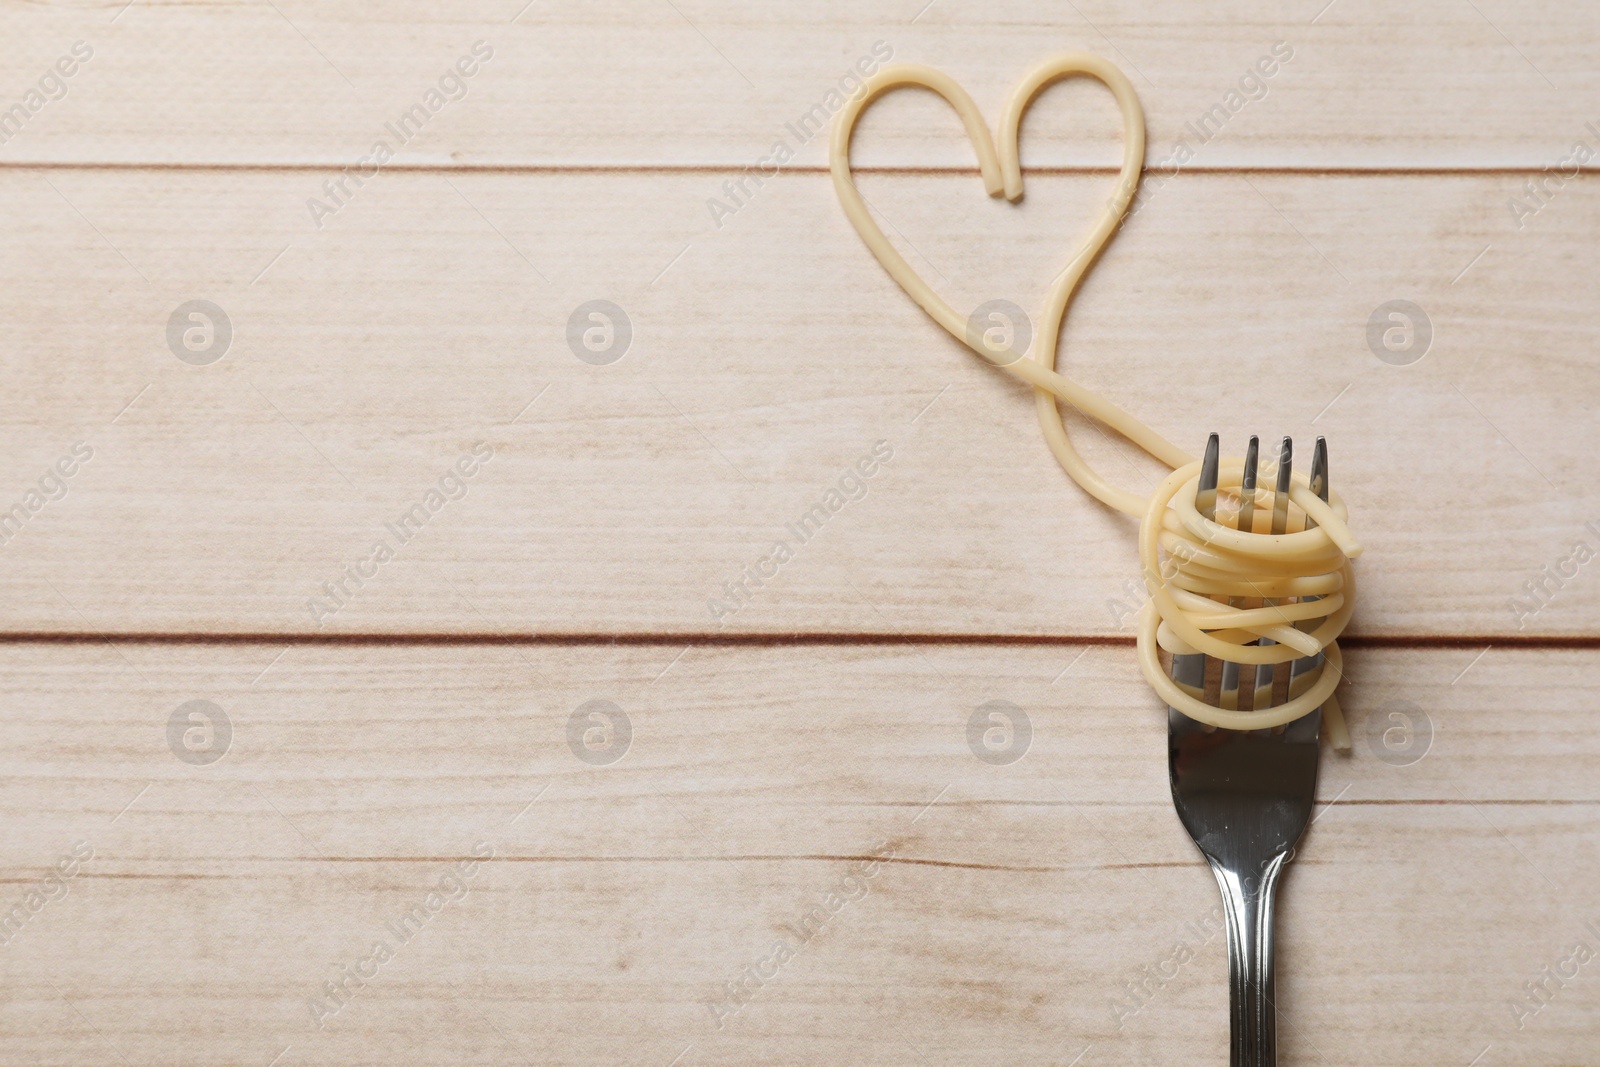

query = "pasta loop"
[830, 54, 1361, 740]
[1137, 459, 1357, 733]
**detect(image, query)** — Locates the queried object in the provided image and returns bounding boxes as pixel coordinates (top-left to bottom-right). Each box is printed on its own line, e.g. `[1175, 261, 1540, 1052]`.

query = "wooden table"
[0, 2, 1595, 1064]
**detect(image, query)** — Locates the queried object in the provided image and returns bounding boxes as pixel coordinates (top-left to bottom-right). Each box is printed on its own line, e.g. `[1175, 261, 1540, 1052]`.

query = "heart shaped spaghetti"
[829, 54, 1359, 742]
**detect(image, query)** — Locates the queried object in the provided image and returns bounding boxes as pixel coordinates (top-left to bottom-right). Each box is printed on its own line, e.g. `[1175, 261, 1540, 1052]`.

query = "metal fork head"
[1168, 432, 1326, 854]
[1166, 433, 1329, 1067]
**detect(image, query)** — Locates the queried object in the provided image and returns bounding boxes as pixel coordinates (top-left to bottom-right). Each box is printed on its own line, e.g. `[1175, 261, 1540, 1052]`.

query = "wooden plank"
[4, 8, 1589, 1067]
[0, 166, 1593, 635]
[0, 0, 1595, 169]
[0, 641, 1593, 1065]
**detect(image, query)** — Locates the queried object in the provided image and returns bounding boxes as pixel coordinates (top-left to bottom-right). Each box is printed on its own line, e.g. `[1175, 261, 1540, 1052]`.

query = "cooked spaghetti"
[829, 54, 1358, 745]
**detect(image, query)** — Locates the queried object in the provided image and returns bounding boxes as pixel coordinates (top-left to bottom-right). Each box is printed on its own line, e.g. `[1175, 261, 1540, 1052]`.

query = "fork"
[1167, 433, 1329, 1067]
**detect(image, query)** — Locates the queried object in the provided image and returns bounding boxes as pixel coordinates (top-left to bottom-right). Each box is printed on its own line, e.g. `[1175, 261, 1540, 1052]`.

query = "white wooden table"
[0, 2, 1595, 1064]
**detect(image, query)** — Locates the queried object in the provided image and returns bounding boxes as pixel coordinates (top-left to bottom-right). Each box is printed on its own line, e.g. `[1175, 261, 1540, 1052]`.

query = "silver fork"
[1167, 433, 1329, 1067]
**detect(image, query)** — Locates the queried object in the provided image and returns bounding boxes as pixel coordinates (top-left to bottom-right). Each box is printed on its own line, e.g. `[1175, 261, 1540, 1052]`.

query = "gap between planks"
[0, 632, 1590, 648]
[0, 161, 1587, 177]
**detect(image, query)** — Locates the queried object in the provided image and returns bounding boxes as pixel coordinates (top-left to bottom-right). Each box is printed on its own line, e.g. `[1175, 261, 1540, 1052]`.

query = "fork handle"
[1208, 853, 1289, 1067]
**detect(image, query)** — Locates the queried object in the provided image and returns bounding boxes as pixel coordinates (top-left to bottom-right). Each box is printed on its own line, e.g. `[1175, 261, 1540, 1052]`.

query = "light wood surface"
[1, 1, 1596, 1064]
[2, 0, 1596, 168]
[0, 643, 1595, 1066]
[0, 168, 1596, 636]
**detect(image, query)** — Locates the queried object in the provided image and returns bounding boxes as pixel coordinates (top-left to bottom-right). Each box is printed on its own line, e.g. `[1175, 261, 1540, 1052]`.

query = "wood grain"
[0, 166, 1593, 635]
[0, 0, 1594, 169]
[0, 642, 1593, 1066]
[1, 1, 1596, 1063]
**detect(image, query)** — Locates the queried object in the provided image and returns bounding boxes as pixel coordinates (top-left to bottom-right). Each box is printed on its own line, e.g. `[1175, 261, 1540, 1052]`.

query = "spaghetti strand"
[830, 54, 1359, 741]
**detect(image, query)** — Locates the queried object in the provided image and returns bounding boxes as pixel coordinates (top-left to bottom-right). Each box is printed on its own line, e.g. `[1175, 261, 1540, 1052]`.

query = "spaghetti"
[829, 54, 1358, 746]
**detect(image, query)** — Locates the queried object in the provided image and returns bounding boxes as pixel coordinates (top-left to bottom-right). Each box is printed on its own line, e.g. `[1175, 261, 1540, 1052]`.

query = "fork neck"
[1208, 852, 1289, 1067]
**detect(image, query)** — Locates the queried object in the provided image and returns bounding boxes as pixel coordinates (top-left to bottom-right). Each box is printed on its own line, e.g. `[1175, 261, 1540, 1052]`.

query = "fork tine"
[1237, 435, 1260, 535]
[1308, 436, 1328, 507]
[1171, 435, 1220, 704]
[1220, 436, 1258, 705]
[1257, 438, 1293, 707]
[1272, 437, 1293, 534]
[1288, 438, 1330, 726]
[1197, 432, 1220, 521]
